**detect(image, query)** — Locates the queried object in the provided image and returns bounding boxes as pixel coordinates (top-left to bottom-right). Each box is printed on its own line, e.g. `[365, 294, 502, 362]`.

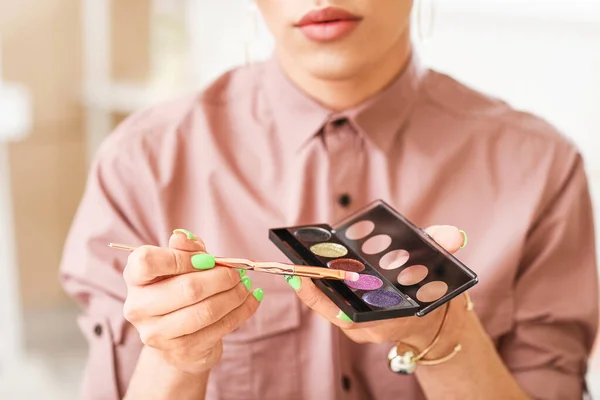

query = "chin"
[302, 51, 368, 81]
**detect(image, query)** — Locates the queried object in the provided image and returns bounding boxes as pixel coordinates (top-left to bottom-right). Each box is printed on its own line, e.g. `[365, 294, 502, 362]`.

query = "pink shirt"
[60, 54, 598, 399]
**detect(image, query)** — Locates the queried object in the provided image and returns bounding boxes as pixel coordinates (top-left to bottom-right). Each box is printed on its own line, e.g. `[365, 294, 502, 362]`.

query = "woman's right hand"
[122, 229, 263, 375]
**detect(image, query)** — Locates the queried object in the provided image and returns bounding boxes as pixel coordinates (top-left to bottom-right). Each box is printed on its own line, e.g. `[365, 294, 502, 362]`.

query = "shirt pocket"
[208, 291, 303, 400]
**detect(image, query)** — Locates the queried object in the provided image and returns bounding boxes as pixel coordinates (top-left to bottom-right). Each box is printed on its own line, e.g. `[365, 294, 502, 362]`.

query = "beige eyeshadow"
[416, 281, 448, 303]
[379, 249, 410, 270]
[397, 264, 429, 286]
[344, 220, 375, 240]
[361, 234, 392, 255]
[310, 242, 349, 258]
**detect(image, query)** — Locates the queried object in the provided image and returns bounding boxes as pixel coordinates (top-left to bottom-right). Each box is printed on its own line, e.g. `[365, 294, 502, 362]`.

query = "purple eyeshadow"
[362, 290, 403, 308]
[345, 274, 383, 290]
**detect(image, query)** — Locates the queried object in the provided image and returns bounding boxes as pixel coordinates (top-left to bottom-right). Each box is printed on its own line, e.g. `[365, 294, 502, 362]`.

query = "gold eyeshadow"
[310, 242, 348, 258]
[269, 200, 478, 322]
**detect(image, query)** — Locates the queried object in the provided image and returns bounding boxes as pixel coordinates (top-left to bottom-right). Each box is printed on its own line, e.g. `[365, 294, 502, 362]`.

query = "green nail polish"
[173, 229, 196, 241]
[284, 275, 302, 291]
[336, 311, 352, 322]
[191, 253, 215, 270]
[241, 276, 252, 291]
[252, 288, 264, 302]
[238, 269, 247, 278]
[459, 230, 468, 249]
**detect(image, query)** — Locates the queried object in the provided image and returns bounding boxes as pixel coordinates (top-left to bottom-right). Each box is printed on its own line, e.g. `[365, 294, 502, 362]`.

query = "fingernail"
[191, 253, 215, 270]
[238, 269, 247, 278]
[336, 311, 352, 322]
[173, 229, 196, 241]
[241, 276, 252, 291]
[459, 230, 468, 249]
[284, 275, 302, 291]
[252, 288, 264, 302]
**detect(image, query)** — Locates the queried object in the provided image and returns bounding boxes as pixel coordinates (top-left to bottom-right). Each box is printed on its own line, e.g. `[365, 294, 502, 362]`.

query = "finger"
[292, 277, 357, 328]
[149, 280, 253, 340]
[124, 266, 242, 319]
[169, 229, 206, 252]
[290, 277, 390, 330]
[164, 289, 262, 352]
[124, 246, 215, 285]
[424, 225, 467, 254]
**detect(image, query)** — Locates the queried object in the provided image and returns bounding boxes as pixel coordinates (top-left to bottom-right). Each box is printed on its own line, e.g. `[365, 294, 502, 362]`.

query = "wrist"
[149, 346, 216, 378]
[401, 296, 470, 358]
[126, 346, 211, 399]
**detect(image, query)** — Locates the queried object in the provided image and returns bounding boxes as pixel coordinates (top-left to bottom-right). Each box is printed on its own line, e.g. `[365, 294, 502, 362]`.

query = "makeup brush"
[108, 243, 360, 282]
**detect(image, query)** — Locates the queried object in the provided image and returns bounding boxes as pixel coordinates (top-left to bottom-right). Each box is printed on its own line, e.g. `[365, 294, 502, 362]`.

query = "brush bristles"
[345, 271, 360, 282]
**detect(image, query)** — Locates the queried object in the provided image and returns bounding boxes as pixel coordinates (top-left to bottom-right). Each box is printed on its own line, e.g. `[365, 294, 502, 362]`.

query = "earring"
[416, 0, 436, 44]
[243, 1, 260, 66]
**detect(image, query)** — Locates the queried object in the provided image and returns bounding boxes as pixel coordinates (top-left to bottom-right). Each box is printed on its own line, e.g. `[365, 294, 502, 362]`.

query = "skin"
[257, 0, 414, 110]
[293, 227, 528, 399]
[124, 232, 262, 399]
[126, 1, 531, 398]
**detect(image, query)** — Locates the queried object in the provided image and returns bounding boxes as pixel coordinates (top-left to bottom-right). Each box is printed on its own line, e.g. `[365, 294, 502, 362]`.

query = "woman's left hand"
[286, 225, 468, 347]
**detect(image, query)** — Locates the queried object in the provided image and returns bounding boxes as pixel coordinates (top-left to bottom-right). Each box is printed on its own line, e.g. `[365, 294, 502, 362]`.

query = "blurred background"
[0, 0, 599, 398]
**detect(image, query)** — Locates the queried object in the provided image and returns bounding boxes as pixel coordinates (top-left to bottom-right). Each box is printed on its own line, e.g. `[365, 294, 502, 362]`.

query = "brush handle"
[108, 244, 350, 281]
[252, 264, 348, 280]
[217, 259, 349, 281]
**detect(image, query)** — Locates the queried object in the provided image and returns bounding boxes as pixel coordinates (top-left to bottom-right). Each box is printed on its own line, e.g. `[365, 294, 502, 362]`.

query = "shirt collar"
[261, 58, 330, 152]
[261, 51, 426, 152]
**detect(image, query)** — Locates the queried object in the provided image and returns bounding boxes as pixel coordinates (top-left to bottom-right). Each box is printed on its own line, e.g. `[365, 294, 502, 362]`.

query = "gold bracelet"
[387, 293, 473, 374]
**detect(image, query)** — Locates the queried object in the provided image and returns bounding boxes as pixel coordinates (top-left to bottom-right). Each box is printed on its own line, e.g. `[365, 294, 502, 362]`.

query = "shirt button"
[338, 194, 351, 208]
[332, 118, 347, 127]
[342, 375, 352, 391]
[94, 324, 103, 337]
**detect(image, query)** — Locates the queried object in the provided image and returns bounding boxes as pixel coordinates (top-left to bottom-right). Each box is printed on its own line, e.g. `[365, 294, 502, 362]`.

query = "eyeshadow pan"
[380, 249, 410, 270]
[328, 258, 366, 273]
[363, 290, 403, 308]
[416, 281, 449, 303]
[345, 220, 375, 240]
[294, 227, 332, 242]
[345, 274, 383, 290]
[362, 234, 392, 255]
[310, 242, 348, 258]
[397, 264, 429, 286]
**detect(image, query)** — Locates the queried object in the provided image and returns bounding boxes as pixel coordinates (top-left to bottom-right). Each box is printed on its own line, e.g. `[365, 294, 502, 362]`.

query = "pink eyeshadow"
[345, 274, 383, 290]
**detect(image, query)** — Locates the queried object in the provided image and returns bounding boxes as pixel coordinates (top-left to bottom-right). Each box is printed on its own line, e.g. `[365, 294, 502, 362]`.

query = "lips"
[295, 7, 362, 42]
[296, 7, 361, 27]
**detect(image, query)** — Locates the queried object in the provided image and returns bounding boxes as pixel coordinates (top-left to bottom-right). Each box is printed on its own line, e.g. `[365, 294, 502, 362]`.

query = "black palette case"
[269, 200, 478, 322]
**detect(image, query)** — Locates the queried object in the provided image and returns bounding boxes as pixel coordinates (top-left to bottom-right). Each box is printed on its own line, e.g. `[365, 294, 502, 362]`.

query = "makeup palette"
[269, 200, 478, 322]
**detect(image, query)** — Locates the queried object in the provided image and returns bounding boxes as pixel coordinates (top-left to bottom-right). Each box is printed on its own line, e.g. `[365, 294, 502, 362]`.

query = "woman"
[60, 1, 598, 399]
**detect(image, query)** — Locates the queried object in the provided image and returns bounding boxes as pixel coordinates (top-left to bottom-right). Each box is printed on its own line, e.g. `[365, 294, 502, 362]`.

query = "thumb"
[169, 229, 207, 253]
[424, 225, 466, 254]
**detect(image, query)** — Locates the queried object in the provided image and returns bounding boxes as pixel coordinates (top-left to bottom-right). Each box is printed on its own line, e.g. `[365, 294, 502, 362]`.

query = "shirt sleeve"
[59, 128, 162, 399]
[498, 151, 599, 400]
